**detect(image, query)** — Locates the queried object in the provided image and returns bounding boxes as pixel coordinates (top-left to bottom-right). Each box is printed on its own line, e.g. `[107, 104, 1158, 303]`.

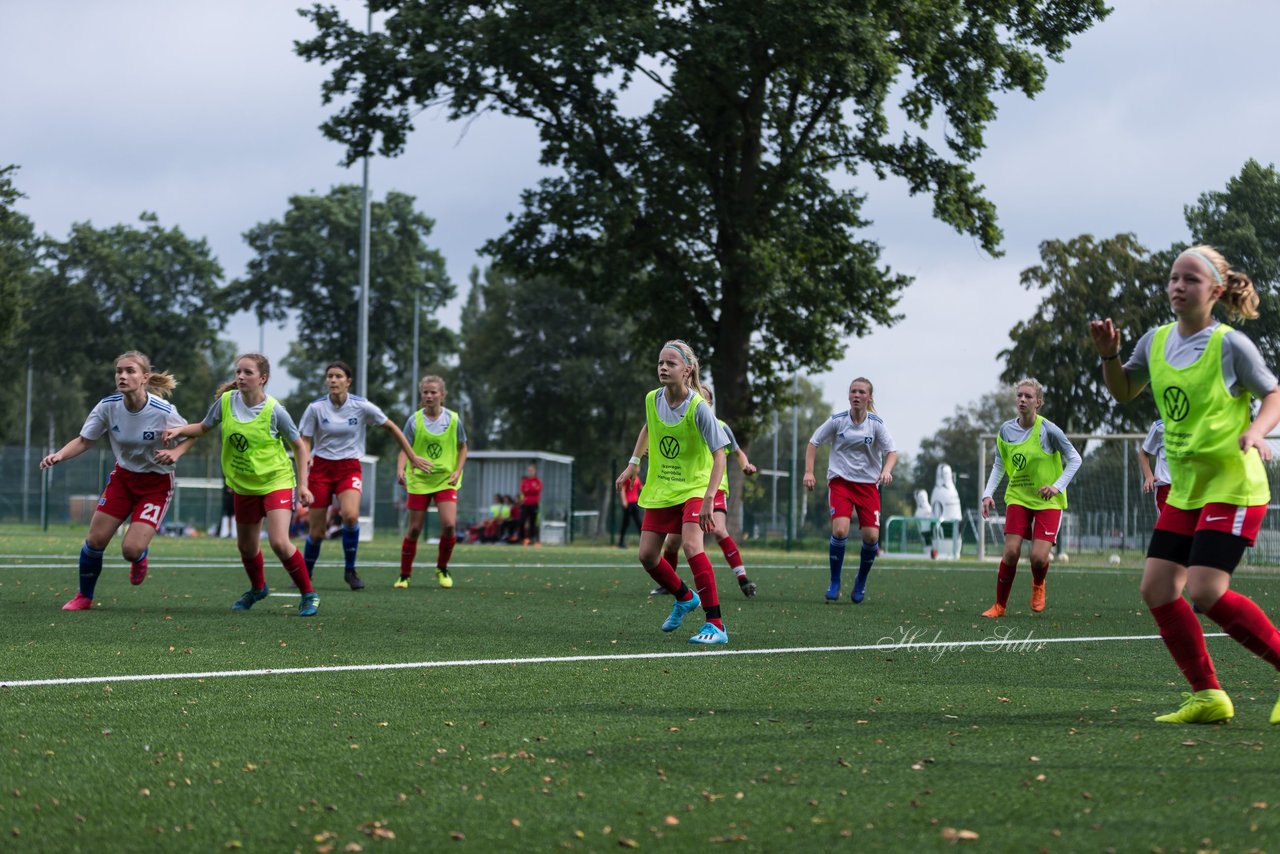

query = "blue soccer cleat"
[298, 592, 319, 617]
[232, 586, 269, 611]
[661, 591, 701, 632]
[688, 622, 729, 645]
[851, 570, 870, 603]
[825, 582, 841, 602]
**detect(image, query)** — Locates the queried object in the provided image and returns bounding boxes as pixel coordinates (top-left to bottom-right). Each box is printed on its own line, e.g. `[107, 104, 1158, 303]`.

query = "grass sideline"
[3, 525, 1280, 852]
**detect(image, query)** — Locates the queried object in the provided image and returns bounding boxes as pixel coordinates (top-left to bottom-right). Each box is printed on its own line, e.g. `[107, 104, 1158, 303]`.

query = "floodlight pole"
[355, 6, 372, 398]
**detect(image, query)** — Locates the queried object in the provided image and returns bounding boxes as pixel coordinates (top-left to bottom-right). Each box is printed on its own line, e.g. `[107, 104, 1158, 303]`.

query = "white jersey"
[809, 410, 896, 484]
[79, 392, 187, 474]
[1142, 419, 1171, 486]
[299, 394, 388, 461]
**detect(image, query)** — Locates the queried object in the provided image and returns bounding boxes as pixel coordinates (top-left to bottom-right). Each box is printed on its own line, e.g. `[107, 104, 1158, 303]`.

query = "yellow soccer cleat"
[1155, 689, 1233, 724]
[1029, 581, 1046, 613]
[436, 568, 454, 589]
[1270, 693, 1280, 725]
[393, 576, 410, 589]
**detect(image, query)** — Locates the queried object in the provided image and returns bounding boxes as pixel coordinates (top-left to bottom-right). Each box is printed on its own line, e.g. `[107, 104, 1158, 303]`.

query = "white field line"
[0, 632, 1225, 689]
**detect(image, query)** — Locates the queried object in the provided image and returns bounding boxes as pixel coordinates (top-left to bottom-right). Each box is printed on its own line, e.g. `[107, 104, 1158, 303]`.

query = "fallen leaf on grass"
[358, 821, 395, 840]
[663, 816, 679, 826]
[449, 831, 465, 841]
[617, 838, 639, 848]
[940, 827, 979, 841]
[710, 834, 748, 843]
[343, 844, 363, 852]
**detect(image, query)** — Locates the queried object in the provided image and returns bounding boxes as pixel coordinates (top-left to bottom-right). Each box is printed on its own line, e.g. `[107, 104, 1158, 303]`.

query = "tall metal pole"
[22, 349, 32, 523]
[356, 6, 373, 398]
[770, 409, 778, 534]
[411, 289, 420, 408]
[788, 372, 798, 550]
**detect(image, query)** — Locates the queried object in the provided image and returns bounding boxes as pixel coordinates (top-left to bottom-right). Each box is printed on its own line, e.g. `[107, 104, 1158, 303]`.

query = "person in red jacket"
[519, 464, 543, 545]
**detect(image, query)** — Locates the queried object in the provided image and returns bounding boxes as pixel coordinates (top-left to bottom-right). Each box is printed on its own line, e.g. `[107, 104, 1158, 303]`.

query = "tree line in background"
[5, 157, 1280, 531]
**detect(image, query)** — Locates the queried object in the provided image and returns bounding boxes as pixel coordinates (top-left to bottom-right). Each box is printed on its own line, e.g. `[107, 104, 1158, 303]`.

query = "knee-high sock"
[400, 537, 418, 577]
[829, 536, 848, 586]
[282, 548, 313, 594]
[1205, 590, 1280, 670]
[644, 557, 686, 597]
[437, 533, 457, 569]
[341, 524, 360, 571]
[78, 542, 105, 599]
[688, 551, 722, 629]
[241, 550, 266, 590]
[719, 536, 746, 578]
[303, 536, 321, 574]
[858, 541, 878, 575]
[995, 560, 1016, 607]
[1031, 558, 1049, 585]
[132, 547, 149, 572]
[1151, 598, 1219, 691]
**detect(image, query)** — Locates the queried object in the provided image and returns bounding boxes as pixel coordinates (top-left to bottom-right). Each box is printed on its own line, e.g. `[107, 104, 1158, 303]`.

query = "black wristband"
[1101, 353, 1119, 362]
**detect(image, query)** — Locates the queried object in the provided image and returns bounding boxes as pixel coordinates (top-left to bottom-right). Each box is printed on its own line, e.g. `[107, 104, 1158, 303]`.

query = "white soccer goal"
[975, 432, 1280, 566]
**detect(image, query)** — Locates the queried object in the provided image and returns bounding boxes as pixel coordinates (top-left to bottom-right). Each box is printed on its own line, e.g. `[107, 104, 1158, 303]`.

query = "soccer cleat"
[436, 568, 454, 589]
[1270, 692, 1280, 725]
[130, 550, 149, 585]
[851, 570, 870, 604]
[298, 592, 319, 617]
[825, 583, 841, 602]
[393, 576, 410, 589]
[661, 591, 702, 632]
[981, 602, 1006, 619]
[232, 586, 269, 611]
[344, 570, 365, 591]
[1030, 581, 1047, 613]
[738, 578, 757, 598]
[1155, 689, 1234, 724]
[62, 593, 93, 611]
[688, 622, 729, 645]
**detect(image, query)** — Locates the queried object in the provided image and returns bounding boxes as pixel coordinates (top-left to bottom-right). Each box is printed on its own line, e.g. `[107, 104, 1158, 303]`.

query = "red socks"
[282, 548, 314, 594]
[437, 533, 457, 570]
[1151, 598, 1220, 691]
[1205, 590, 1280, 670]
[1030, 559, 1049, 585]
[645, 557, 685, 595]
[995, 560, 1016, 607]
[241, 550, 266, 589]
[400, 537, 418, 577]
[718, 536, 743, 570]
[688, 552, 723, 630]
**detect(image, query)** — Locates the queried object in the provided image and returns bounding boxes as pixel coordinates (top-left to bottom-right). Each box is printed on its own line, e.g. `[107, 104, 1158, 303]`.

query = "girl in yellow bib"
[979, 378, 1081, 618]
[1092, 245, 1280, 725]
[396, 375, 466, 589]
[615, 340, 729, 644]
[164, 354, 318, 616]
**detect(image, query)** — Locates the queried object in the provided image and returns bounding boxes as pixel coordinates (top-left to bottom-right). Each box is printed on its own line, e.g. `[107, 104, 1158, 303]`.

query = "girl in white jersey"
[804, 377, 897, 604]
[1138, 419, 1171, 513]
[1091, 245, 1280, 726]
[616, 340, 730, 644]
[165, 354, 319, 617]
[299, 361, 430, 590]
[42, 352, 193, 610]
[979, 378, 1082, 618]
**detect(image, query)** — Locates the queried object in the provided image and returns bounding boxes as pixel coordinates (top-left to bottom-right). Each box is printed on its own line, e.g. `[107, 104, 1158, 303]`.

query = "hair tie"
[1180, 250, 1222, 284]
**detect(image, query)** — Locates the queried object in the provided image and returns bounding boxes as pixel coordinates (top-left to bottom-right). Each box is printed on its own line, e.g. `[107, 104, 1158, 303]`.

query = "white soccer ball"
[1108, 553, 1121, 566]
[1057, 551, 1069, 564]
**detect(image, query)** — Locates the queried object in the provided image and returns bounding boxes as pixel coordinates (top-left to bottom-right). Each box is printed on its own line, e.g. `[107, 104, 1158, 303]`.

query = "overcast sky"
[5, 1, 1279, 464]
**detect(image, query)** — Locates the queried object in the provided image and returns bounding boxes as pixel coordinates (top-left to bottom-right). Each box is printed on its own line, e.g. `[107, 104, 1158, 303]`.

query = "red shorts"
[308, 457, 363, 507]
[827, 478, 882, 529]
[1154, 485, 1170, 514]
[97, 465, 174, 529]
[713, 491, 728, 513]
[233, 488, 296, 525]
[1003, 504, 1063, 544]
[641, 497, 705, 536]
[406, 489, 458, 511]
[1155, 502, 1266, 546]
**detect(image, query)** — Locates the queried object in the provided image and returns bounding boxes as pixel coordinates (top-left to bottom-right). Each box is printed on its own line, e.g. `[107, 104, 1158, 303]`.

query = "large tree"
[298, 0, 1109, 446]
[0, 165, 33, 351]
[223, 185, 455, 438]
[1000, 233, 1165, 432]
[4, 213, 231, 443]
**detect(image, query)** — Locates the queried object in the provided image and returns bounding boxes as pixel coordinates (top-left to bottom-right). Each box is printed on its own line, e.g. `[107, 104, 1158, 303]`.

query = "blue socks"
[852, 541, 879, 603]
[827, 536, 848, 598]
[79, 542, 105, 599]
[303, 536, 321, 576]
[342, 524, 360, 571]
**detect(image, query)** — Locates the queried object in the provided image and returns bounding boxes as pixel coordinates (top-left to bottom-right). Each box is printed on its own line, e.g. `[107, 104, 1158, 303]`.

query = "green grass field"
[3, 526, 1280, 853]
